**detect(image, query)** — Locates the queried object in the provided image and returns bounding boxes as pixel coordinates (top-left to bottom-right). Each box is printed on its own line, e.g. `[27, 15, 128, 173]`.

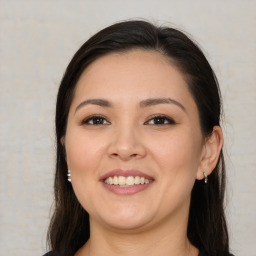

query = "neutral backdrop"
[0, 1, 255, 255]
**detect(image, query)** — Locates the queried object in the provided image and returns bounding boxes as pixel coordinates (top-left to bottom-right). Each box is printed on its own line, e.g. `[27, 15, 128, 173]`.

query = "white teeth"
[108, 177, 113, 185]
[145, 179, 150, 184]
[104, 176, 152, 186]
[118, 176, 126, 185]
[134, 176, 140, 185]
[113, 176, 118, 185]
[126, 176, 134, 186]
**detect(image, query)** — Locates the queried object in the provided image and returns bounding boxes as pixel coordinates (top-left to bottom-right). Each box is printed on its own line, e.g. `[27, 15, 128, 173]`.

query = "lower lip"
[102, 182, 153, 195]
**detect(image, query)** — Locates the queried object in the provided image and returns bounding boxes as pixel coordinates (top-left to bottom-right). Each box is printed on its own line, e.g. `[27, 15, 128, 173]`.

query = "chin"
[96, 206, 152, 231]
[102, 216, 150, 231]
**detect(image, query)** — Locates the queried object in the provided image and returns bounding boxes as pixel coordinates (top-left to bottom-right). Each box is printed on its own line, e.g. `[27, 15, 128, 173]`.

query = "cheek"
[65, 129, 106, 176]
[151, 128, 202, 179]
[152, 130, 202, 210]
[64, 130, 107, 211]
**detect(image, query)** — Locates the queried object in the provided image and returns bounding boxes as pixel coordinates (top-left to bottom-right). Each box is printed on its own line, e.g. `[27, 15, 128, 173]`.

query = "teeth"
[108, 177, 113, 185]
[104, 176, 152, 186]
[134, 176, 140, 185]
[126, 176, 134, 186]
[145, 179, 150, 184]
[113, 176, 118, 185]
[118, 176, 126, 185]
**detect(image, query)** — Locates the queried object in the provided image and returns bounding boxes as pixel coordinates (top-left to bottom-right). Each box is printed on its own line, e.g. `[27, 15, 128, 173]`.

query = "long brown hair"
[47, 20, 231, 256]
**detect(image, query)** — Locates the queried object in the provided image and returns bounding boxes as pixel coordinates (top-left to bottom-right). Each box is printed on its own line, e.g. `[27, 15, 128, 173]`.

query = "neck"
[76, 205, 198, 256]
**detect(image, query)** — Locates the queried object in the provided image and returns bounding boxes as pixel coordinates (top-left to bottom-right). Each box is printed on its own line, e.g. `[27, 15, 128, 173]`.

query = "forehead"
[79, 49, 179, 85]
[73, 50, 192, 101]
[68, 49, 200, 128]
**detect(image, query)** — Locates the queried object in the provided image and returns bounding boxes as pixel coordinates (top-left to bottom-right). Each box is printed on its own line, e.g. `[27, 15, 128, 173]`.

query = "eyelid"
[81, 114, 111, 125]
[144, 114, 176, 125]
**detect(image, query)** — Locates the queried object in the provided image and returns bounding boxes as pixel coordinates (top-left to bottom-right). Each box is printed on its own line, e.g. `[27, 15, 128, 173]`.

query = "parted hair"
[47, 20, 231, 256]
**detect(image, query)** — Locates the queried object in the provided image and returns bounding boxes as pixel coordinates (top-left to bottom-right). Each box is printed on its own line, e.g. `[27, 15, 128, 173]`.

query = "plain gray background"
[0, 1, 255, 255]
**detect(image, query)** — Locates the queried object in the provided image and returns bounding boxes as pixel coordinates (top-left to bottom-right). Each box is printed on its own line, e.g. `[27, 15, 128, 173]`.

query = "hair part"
[48, 20, 230, 256]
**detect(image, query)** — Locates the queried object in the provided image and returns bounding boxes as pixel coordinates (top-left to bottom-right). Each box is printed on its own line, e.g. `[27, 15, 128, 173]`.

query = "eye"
[82, 115, 110, 125]
[145, 115, 176, 125]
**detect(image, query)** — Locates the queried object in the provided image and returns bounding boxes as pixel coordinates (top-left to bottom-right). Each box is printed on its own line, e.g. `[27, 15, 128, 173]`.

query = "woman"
[45, 20, 233, 256]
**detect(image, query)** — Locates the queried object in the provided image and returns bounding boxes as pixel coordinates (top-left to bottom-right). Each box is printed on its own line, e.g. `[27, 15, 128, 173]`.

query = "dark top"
[43, 250, 208, 256]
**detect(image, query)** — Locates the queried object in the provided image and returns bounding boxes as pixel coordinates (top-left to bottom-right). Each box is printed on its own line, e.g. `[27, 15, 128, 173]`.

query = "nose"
[107, 126, 147, 161]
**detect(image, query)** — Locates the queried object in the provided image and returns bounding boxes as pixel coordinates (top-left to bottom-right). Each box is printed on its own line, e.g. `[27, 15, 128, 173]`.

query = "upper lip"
[100, 169, 154, 181]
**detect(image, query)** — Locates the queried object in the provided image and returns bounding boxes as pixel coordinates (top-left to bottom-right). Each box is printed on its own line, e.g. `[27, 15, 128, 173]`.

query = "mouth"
[100, 169, 154, 195]
[104, 175, 153, 186]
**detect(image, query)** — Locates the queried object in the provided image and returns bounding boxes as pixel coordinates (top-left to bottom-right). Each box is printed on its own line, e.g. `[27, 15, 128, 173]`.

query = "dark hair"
[47, 20, 230, 256]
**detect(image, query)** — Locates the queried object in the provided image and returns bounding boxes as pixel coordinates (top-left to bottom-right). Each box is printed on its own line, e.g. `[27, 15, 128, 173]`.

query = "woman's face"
[65, 50, 205, 231]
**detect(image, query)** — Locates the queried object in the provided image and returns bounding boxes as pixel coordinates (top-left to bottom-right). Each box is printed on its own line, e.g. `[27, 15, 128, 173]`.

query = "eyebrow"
[75, 97, 186, 113]
[140, 98, 186, 112]
[75, 99, 112, 113]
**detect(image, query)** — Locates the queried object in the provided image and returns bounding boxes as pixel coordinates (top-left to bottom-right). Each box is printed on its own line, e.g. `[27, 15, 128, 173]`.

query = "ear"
[196, 126, 223, 180]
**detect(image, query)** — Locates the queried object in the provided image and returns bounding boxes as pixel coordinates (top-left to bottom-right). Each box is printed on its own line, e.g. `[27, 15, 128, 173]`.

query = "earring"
[67, 170, 71, 182]
[203, 172, 208, 184]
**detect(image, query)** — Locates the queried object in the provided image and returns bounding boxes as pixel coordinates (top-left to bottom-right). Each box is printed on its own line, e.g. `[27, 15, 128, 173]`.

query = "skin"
[63, 50, 223, 256]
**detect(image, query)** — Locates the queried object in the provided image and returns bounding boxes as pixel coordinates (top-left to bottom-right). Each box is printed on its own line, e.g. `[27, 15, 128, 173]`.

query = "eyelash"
[81, 114, 175, 126]
[81, 115, 110, 125]
[145, 114, 176, 125]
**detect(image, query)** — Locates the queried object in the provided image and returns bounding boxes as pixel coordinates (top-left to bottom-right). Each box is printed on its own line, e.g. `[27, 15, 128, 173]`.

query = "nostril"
[110, 152, 138, 160]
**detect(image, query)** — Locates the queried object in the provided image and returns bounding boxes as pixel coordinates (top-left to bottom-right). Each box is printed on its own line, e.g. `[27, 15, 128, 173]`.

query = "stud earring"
[67, 170, 71, 182]
[203, 172, 208, 184]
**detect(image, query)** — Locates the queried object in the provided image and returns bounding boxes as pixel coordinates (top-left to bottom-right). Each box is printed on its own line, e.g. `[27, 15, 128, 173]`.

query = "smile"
[104, 176, 153, 186]
[101, 169, 154, 195]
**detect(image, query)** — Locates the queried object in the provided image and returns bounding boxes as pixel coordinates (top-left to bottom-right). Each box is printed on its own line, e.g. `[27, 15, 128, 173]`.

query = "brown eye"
[145, 115, 175, 125]
[82, 115, 110, 125]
